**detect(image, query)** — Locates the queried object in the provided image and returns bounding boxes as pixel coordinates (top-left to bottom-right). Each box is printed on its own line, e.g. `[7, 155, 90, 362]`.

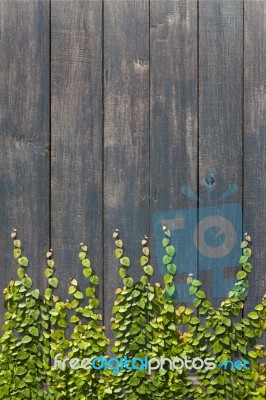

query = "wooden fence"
[0, 0, 265, 344]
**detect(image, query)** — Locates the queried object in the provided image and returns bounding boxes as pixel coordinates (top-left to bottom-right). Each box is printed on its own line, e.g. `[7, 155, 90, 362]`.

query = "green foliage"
[184, 234, 266, 399]
[0, 229, 265, 399]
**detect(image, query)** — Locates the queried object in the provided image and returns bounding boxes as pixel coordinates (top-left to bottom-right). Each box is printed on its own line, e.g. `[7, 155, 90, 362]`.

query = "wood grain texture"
[103, 0, 150, 327]
[198, 0, 243, 306]
[150, 0, 198, 304]
[244, 0, 266, 344]
[0, 0, 265, 345]
[51, 0, 103, 304]
[0, 0, 50, 321]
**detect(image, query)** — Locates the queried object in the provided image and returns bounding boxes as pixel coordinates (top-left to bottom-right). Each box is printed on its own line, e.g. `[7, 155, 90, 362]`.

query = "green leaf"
[140, 256, 149, 266]
[82, 310, 92, 318]
[90, 275, 99, 285]
[58, 319, 67, 328]
[162, 238, 169, 247]
[21, 335, 32, 344]
[17, 268, 25, 279]
[140, 275, 148, 285]
[70, 300, 79, 309]
[193, 298, 201, 307]
[85, 287, 95, 297]
[167, 263, 177, 274]
[239, 255, 248, 264]
[142, 247, 149, 256]
[144, 265, 153, 276]
[241, 241, 248, 248]
[16, 366, 27, 376]
[29, 327, 39, 337]
[70, 315, 79, 323]
[222, 318, 231, 327]
[237, 271, 247, 280]
[17, 351, 29, 360]
[115, 248, 123, 259]
[74, 291, 84, 300]
[196, 290, 205, 299]
[130, 325, 140, 335]
[13, 239, 21, 248]
[244, 248, 252, 258]
[189, 286, 197, 295]
[45, 268, 53, 278]
[119, 268, 127, 278]
[79, 251, 86, 260]
[213, 341, 223, 354]
[192, 279, 201, 287]
[82, 258, 91, 268]
[48, 259, 55, 268]
[165, 304, 175, 313]
[31, 289, 39, 299]
[190, 317, 200, 325]
[123, 277, 133, 287]
[254, 304, 263, 311]
[48, 277, 58, 288]
[129, 377, 140, 386]
[248, 311, 259, 320]
[165, 284, 175, 296]
[220, 336, 230, 346]
[68, 285, 76, 294]
[243, 263, 252, 273]
[22, 276, 32, 288]
[114, 240, 123, 249]
[44, 288, 52, 298]
[164, 274, 173, 285]
[248, 351, 257, 359]
[18, 257, 29, 267]
[83, 267, 92, 278]
[215, 325, 226, 335]
[163, 255, 172, 265]
[166, 245, 175, 257]
[120, 257, 130, 267]
[14, 248, 21, 259]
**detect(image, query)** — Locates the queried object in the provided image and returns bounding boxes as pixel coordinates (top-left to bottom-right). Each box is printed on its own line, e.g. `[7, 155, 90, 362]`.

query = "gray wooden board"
[51, 1, 103, 308]
[150, 0, 198, 306]
[244, 0, 266, 345]
[0, 0, 265, 351]
[198, 0, 243, 308]
[0, 0, 50, 323]
[103, 0, 150, 329]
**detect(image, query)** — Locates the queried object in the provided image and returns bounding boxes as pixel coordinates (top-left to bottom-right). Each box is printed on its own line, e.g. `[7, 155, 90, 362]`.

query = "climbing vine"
[0, 228, 264, 399]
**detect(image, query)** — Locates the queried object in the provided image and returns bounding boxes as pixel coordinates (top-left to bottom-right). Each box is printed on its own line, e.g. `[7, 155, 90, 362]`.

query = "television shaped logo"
[153, 201, 243, 302]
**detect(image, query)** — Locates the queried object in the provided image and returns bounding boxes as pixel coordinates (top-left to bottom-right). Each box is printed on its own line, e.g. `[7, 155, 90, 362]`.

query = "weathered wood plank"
[0, 0, 50, 322]
[244, 0, 266, 344]
[103, 0, 150, 326]
[51, 1, 103, 305]
[150, 0, 198, 305]
[198, 0, 243, 307]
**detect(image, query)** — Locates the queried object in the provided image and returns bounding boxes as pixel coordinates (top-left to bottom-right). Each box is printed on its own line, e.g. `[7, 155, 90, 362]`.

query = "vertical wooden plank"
[150, 0, 198, 304]
[0, 0, 50, 321]
[244, 0, 266, 342]
[51, 1, 103, 304]
[104, 0, 150, 325]
[198, 0, 243, 306]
